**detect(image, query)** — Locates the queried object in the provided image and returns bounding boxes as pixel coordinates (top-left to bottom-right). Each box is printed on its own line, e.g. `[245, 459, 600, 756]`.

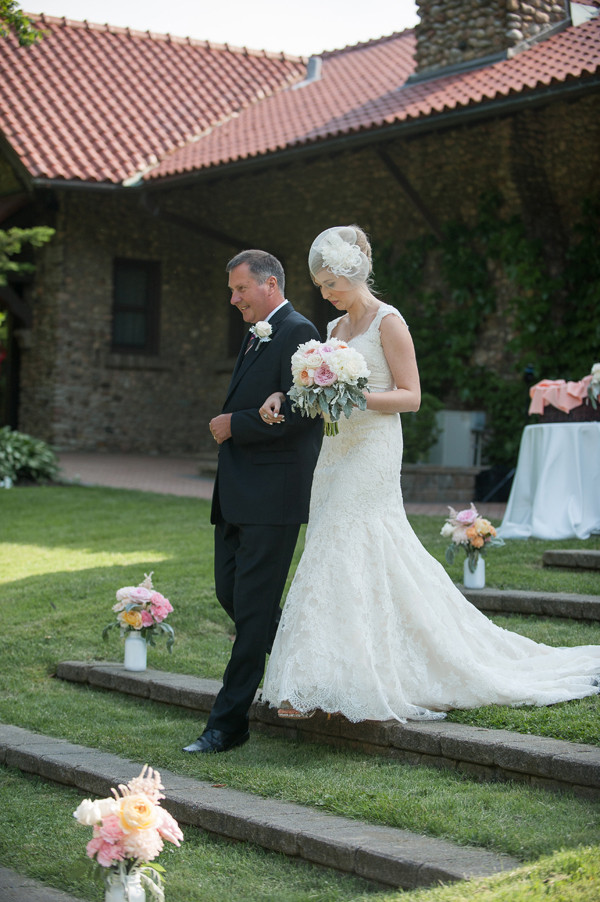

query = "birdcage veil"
[308, 226, 371, 283]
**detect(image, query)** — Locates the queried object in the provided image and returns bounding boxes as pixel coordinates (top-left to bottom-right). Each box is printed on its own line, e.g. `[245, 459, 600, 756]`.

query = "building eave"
[142, 72, 600, 191]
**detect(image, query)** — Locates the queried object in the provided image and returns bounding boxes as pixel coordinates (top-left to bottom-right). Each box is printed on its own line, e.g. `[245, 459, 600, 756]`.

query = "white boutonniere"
[249, 321, 273, 349]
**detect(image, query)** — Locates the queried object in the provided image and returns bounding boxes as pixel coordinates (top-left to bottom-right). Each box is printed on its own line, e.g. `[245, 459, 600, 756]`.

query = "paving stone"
[0, 724, 518, 890]
[54, 663, 600, 799]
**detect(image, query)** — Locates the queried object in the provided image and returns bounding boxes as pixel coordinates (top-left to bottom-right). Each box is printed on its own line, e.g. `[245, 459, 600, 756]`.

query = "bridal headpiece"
[308, 226, 371, 284]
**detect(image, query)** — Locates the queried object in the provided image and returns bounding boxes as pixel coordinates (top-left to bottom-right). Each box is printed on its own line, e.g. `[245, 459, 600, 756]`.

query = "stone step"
[543, 550, 600, 571]
[0, 723, 519, 892]
[460, 586, 600, 621]
[57, 662, 600, 800]
[0, 867, 85, 902]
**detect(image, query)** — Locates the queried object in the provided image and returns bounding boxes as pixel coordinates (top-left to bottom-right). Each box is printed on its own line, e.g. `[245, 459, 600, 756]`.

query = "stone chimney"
[414, 0, 571, 78]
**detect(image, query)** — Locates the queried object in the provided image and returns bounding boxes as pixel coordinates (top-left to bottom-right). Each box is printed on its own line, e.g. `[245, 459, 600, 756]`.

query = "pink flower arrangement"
[74, 765, 183, 899]
[441, 503, 504, 571]
[103, 572, 175, 652]
[288, 338, 370, 436]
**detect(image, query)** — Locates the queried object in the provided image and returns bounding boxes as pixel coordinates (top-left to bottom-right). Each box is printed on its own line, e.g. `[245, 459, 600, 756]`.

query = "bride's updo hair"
[308, 225, 373, 284]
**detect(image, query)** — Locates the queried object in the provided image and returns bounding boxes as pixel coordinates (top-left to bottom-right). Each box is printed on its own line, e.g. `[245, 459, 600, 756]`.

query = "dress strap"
[375, 303, 406, 327]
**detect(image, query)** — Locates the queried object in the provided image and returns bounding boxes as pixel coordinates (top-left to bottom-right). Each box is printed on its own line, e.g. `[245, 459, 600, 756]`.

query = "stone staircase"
[2, 577, 598, 900]
[51, 662, 600, 802]
[0, 723, 518, 893]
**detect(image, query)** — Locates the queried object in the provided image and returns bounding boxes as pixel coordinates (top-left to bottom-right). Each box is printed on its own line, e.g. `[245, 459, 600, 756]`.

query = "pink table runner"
[528, 375, 592, 415]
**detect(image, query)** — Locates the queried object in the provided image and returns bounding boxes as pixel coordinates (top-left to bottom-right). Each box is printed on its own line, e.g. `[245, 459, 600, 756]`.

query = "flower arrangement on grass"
[288, 338, 370, 436]
[73, 765, 183, 900]
[588, 363, 600, 409]
[103, 573, 175, 652]
[441, 503, 504, 572]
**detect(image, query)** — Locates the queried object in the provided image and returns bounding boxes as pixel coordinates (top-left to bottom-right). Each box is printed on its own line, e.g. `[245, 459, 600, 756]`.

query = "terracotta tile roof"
[1, 13, 598, 186]
[0, 14, 306, 184]
[150, 16, 600, 180]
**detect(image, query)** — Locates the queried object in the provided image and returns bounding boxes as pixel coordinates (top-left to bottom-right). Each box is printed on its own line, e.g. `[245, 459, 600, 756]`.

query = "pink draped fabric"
[528, 375, 592, 415]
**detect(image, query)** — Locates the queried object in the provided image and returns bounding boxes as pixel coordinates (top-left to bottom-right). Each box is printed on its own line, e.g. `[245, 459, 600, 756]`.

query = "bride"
[259, 224, 600, 723]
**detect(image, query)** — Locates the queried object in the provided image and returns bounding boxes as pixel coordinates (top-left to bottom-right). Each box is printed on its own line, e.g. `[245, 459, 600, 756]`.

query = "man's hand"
[210, 414, 233, 444]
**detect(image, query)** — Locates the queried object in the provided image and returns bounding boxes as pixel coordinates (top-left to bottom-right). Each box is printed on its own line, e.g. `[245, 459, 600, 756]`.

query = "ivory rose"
[251, 321, 272, 340]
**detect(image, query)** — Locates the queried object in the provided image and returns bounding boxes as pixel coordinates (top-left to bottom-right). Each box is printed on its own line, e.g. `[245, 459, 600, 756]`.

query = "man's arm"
[228, 319, 320, 446]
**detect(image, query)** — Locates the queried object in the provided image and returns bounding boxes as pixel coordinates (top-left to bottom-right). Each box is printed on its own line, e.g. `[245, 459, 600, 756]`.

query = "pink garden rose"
[150, 592, 173, 623]
[455, 506, 477, 525]
[87, 835, 124, 867]
[98, 814, 124, 844]
[314, 364, 337, 387]
[141, 610, 154, 627]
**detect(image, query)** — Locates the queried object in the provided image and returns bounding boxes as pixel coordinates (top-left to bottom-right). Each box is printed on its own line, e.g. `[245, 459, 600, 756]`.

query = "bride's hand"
[259, 392, 286, 425]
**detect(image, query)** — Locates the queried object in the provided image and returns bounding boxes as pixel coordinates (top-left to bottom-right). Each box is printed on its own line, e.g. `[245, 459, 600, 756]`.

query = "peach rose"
[119, 795, 158, 833]
[119, 610, 143, 629]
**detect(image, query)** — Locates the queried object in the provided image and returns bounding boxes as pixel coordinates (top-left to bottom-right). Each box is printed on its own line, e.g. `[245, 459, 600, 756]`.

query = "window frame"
[111, 258, 161, 355]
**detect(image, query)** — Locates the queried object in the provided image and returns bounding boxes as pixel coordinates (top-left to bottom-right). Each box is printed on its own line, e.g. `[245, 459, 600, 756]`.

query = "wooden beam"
[377, 148, 444, 242]
[140, 194, 251, 249]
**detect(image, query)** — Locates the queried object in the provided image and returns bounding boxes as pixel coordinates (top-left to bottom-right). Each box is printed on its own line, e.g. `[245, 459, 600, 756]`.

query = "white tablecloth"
[499, 423, 600, 540]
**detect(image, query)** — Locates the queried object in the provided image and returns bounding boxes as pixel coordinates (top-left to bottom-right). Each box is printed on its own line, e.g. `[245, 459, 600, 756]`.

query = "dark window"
[112, 259, 160, 353]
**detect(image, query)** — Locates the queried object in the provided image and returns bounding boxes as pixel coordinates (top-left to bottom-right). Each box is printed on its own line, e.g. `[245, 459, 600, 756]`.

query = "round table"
[499, 423, 600, 540]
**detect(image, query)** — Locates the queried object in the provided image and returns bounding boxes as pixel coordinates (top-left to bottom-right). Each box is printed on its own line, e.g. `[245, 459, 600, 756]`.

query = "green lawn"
[1, 485, 599, 901]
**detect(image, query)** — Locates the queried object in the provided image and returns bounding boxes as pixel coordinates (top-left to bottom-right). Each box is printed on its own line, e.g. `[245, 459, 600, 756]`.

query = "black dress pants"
[206, 517, 301, 734]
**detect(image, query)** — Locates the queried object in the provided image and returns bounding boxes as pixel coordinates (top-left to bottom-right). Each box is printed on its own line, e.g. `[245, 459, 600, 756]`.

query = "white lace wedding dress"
[262, 303, 600, 722]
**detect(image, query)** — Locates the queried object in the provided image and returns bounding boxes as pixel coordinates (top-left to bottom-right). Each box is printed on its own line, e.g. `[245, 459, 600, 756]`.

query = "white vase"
[463, 556, 485, 589]
[105, 870, 146, 902]
[124, 631, 147, 671]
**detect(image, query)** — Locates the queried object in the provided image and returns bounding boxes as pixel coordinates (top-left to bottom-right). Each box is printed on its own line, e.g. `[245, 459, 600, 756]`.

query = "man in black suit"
[184, 249, 322, 754]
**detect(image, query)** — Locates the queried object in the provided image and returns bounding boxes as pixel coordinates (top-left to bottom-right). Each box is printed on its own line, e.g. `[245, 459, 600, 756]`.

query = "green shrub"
[0, 426, 59, 485]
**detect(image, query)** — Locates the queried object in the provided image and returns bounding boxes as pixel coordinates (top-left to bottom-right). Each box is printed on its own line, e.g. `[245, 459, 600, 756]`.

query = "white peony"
[73, 799, 103, 826]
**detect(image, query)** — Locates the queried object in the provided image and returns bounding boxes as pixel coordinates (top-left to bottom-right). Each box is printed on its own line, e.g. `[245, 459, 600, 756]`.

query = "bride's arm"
[364, 314, 421, 414]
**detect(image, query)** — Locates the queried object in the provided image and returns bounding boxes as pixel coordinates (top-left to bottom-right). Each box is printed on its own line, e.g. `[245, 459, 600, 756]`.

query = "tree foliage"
[374, 194, 600, 466]
[0, 0, 43, 46]
[0, 227, 55, 286]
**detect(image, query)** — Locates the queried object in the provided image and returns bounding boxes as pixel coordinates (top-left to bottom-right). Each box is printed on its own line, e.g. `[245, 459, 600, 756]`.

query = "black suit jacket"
[211, 302, 323, 525]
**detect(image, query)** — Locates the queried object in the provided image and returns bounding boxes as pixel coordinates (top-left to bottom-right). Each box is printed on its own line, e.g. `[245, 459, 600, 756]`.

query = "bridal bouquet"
[103, 572, 175, 652]
[73, 765, 183, 900]
[288, 338, 370, 436]
[441, 503, 504, 572]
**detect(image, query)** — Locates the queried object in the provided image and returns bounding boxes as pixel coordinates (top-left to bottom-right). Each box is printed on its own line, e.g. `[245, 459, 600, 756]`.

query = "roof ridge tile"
[32, 12, 305, 62]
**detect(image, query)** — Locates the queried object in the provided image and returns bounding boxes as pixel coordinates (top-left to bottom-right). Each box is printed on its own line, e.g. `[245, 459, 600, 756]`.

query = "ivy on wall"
[374, 194, 600, 466]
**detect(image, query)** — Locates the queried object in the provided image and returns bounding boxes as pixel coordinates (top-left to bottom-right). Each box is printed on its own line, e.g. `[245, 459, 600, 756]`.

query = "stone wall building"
[0, 1, 598, 472]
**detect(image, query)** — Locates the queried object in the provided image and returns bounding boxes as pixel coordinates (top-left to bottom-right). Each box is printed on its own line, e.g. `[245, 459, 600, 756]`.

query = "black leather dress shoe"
[182, 728, 250, 754]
